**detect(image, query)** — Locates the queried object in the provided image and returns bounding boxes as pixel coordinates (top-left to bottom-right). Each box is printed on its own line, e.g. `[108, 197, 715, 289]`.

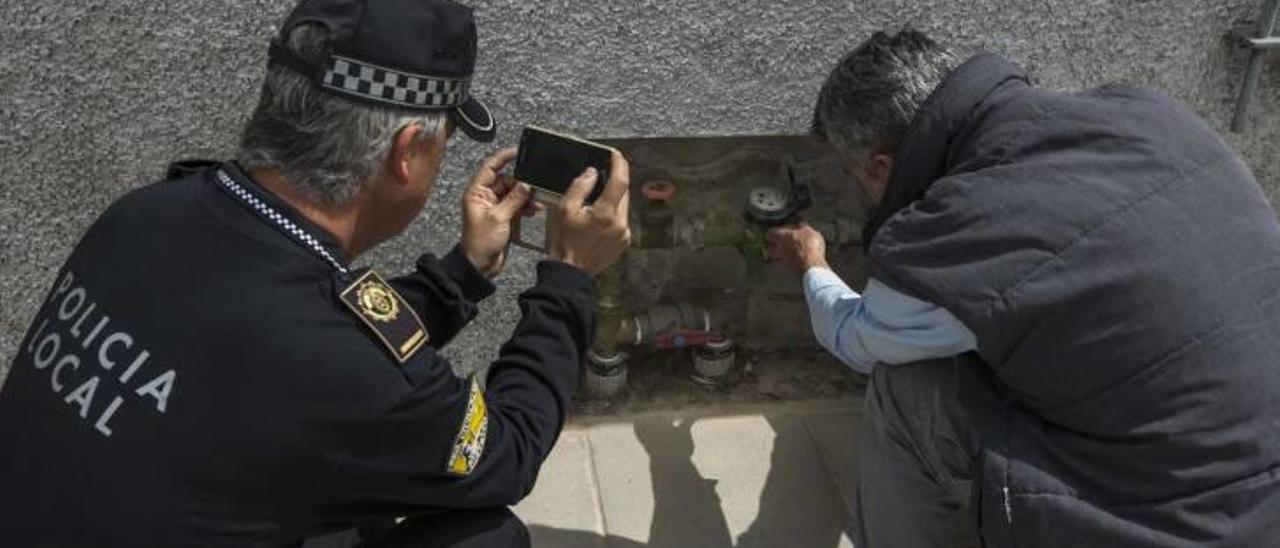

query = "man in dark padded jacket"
[768, 29, 1280, 547]
[0, 1, 631, 546]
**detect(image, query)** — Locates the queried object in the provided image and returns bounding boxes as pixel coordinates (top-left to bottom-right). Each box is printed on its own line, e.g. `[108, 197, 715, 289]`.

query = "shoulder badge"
[339, 270, 429, 363]
[446, 378, 489, 476]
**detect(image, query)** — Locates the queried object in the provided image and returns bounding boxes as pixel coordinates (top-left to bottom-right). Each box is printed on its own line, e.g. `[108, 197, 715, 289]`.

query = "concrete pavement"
[514, 401, 864, 548]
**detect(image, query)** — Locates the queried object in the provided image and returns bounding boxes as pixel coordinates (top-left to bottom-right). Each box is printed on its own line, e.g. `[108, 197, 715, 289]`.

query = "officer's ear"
[386, 124, 426, 187]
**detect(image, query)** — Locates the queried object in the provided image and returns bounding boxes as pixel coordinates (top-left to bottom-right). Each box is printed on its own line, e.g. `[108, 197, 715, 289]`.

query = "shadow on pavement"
[529, 414, 855, 547]
[736, 415, 855, 548]
[634, 417, 735, 547]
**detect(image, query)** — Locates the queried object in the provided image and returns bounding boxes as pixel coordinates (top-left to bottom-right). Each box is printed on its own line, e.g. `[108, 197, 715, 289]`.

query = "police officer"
[0, 0, 631, 546]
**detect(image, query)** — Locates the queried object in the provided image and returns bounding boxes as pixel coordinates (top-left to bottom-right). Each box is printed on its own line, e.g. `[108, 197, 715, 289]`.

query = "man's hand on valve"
[765, 222, 830, 276]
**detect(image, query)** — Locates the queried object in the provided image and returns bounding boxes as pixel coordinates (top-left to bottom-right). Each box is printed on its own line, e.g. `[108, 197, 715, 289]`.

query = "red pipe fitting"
[641, 180, 677, 205]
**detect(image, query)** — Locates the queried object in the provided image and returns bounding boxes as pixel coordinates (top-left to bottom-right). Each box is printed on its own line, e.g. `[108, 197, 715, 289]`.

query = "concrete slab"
[582, 413, 854, 548]
[584, 421, 657, 546]
[513, 431, 605, 548]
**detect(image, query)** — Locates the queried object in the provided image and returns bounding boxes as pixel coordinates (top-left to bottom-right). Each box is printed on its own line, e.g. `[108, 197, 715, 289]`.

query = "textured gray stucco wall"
[3, 0, 1279, 387]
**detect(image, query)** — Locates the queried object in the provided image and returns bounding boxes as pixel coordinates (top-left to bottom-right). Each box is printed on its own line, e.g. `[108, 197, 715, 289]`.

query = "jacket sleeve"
[804, 268, 977, 374]
[387, 245, 496, 350]
[320, 260, 594, 514]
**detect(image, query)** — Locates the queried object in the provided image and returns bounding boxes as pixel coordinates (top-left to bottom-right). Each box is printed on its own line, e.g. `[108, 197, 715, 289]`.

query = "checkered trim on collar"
[322, 55, 470, 109]
[213, 169, 350, 277]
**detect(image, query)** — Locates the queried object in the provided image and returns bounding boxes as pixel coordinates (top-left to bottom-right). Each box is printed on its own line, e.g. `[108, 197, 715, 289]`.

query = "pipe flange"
[588, 349, 627, 371]
[702, 336, 733, 353]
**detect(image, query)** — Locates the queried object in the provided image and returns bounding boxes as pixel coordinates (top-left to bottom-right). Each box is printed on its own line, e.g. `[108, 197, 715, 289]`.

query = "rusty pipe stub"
[638, 180, 678, 249]
[641, 180, 678, 205]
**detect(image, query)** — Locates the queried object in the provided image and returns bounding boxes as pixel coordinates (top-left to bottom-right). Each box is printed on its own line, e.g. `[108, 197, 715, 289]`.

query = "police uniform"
[0, 1, 591, 546]
[0, 159, 592, 546]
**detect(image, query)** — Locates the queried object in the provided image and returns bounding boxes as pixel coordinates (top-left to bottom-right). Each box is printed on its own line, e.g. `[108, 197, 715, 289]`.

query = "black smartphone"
[514, 126, 613, 205]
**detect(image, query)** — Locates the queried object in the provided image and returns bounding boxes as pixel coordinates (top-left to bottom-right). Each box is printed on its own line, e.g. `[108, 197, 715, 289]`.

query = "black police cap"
[267, 0, 496, 143]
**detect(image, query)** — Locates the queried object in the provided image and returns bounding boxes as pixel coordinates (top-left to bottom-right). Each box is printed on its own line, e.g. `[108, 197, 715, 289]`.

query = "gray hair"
[812, 29, 960, 158]
[238, 24, 447, 207]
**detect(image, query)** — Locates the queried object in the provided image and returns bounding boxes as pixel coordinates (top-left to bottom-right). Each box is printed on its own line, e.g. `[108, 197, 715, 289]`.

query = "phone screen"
[514, 126, 612, 203]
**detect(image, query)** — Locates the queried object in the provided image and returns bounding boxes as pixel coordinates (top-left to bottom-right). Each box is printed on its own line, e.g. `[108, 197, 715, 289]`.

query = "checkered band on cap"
[322, 55, 470, 110]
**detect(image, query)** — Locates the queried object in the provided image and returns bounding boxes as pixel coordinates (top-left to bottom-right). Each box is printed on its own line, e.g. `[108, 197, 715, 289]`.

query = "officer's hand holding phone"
[460, 147, 540, 279]
[547, 150, 632, 275]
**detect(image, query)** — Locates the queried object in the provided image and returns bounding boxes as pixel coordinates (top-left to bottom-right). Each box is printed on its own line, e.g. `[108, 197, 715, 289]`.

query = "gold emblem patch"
[357, 279, 400, 322]
[339, 270, 429, 363]
[447, 378, 489, 476]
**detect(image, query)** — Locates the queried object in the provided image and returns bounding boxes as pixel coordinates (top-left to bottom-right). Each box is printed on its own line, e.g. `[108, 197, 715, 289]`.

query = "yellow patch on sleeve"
[446, 378, 489, 476]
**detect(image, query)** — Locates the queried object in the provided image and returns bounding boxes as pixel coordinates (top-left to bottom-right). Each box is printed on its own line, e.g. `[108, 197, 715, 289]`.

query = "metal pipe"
[1233, 48, 1271, 133]
[618, 303, 715, 347]
[584, 264, 630, 399]
[590, 263, 627, 359]
[1231, 0, 1280, 132]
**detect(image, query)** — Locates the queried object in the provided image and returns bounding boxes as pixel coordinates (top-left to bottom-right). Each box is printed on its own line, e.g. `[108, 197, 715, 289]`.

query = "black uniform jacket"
[0, 161, 595, 546]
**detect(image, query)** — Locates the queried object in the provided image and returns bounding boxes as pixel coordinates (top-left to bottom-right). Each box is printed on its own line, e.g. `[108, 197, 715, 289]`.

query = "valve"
[743, 157, 814, 229]
[638, 180, 678, 248]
